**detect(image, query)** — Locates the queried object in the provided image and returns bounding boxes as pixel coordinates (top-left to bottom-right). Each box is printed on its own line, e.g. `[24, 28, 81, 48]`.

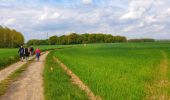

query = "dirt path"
[147, 51, 169, 99]
[53, 56, 101, 100]
[0, 56, 35, 82]
[0, 52, 49, 100]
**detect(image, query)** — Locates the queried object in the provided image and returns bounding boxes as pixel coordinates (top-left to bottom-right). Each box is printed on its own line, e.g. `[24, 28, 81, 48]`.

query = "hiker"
[18, 46, 24, 62]
[35, 48, 41, 62]
[29, 46, 34, 56]
[24, 47, 29, 61]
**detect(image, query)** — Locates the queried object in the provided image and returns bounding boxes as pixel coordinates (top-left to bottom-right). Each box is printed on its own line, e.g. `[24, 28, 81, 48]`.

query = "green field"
[0, 49, 18, 70]
[33, 45, 77, 51]
[44, 42, 170, 100]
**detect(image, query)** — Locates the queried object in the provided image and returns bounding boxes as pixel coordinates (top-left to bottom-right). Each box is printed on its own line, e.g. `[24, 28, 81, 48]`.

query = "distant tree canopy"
[27, 39, 49, 46]
[27, 33, 127, 45]
[0, 26, 24, 48]
[56, 33, 127, 45]
[27, 33, 157, 46]
[128, 38, 155, 42]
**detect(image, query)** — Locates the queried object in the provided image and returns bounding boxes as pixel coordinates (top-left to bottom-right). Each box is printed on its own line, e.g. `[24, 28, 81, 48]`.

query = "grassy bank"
[44, 51, 88, 100]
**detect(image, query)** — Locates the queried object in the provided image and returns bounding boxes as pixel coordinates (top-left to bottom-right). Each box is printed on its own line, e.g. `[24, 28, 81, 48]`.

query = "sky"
[0, 0, 170, 41]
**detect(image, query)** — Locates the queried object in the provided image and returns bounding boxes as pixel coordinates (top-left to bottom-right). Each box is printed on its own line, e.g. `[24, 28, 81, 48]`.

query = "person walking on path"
[29, 46, 34, 56]
[35, 48, 41, 62]
[18, 46, 24, 62]
[24, 47, 29, 61]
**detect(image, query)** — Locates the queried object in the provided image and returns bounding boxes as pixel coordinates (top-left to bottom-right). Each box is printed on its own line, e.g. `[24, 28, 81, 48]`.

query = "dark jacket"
[18, 47, 24, 54]
[24, 48, 29, 57]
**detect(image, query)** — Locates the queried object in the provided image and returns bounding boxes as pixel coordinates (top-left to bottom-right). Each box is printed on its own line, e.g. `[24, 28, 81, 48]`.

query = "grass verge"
[43, 51, 88, 100]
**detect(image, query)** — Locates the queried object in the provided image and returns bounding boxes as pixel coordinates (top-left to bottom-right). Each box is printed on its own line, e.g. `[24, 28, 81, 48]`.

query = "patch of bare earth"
[147, 51, 169, 100]
[0, 52, 49, 100]
[53, 56, 102, 100]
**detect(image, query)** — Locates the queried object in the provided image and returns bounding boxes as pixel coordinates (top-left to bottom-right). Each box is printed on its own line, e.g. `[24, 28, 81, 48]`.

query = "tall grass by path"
[43, 51, 88, 100]
[52, 42, 170, 100]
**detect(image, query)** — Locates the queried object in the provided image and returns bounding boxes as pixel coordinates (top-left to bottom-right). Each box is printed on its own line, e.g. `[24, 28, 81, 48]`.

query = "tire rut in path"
[147, 51, 169, 100]
[0, 52, 49, 100]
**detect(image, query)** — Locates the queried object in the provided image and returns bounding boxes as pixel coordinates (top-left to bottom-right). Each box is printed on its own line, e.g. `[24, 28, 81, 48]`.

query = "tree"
[88, 34, 96, 43]
[27, 33, 128, 45]
[96, 34, 105, 43]
[104, 34, 113, 43]
[113, 36, 127, 42]
[81, 33, 89, 43]
[0, 26, 24, 48]
[128, 38, 155, 42]
[68, 33, 79, 44]
[49, 36, 58, 45]
[59, 35, 68, 45]
[27, 39, 48, 46]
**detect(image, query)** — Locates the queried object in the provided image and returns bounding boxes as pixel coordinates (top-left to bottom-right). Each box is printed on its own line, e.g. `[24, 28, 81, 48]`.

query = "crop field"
[34, 44, 78, 51]
[44, 42, 170, 100]
[0, 49, 18, 70]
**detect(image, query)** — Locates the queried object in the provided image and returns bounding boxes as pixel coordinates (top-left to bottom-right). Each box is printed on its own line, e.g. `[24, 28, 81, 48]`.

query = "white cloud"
[37, 7, 61, 21]
[50, 12, 60, 19]
[76, 10, 101, 24]
[39, 13, 48, 20]
[0, 0, 170, 40]
[120, 0, 154, 20]
[143, 15, 157, 24]
[82, 0, 93, 5]
[122, 21, 145, 33]
[153, 25, 165, 32]
[4, 18, 16, 26]
[122, 26, 135, 32]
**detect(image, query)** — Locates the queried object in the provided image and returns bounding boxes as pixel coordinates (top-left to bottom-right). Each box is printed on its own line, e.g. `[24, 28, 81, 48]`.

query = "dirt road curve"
[0, 52, 49, 100]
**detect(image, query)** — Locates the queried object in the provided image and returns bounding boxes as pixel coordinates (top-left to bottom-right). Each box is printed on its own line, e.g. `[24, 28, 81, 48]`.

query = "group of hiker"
[18, 46, 41, 62]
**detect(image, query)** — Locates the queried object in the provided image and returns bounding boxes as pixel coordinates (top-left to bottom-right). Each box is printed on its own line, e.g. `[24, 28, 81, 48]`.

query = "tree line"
[0, 26, 24, 48]
[27, 33, 127, 45]
[128, 38, 155, 42]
